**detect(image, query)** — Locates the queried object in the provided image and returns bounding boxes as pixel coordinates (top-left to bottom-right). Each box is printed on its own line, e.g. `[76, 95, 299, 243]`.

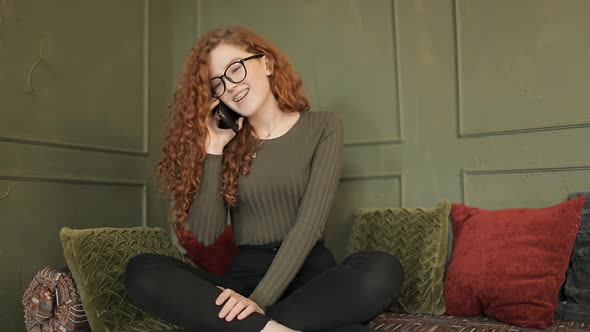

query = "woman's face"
[208, 43, 272, 117]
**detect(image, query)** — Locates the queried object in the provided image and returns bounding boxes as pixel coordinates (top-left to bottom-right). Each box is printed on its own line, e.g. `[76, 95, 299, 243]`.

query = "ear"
[264, 55, 274, 76]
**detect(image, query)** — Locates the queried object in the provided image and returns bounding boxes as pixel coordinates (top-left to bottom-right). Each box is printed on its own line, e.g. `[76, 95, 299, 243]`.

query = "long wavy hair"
[157, 26, 310, 233]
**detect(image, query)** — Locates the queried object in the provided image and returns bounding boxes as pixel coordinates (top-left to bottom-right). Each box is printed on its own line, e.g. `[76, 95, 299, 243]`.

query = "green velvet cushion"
[350, 200, 451, 315]
[59, 226, 185, 332]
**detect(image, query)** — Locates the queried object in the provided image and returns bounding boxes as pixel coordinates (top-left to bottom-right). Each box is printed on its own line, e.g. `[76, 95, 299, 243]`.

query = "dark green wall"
[196, 0, 590, 260]
[2, 0, 590, 330]
[0, 0, 197, 329]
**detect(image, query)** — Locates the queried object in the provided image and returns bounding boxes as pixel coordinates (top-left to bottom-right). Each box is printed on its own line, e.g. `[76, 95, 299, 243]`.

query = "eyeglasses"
[210, 54, 264, 98]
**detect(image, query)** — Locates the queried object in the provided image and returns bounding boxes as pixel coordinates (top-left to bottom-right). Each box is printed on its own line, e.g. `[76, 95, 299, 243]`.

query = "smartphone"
[213, 102, 241, 133]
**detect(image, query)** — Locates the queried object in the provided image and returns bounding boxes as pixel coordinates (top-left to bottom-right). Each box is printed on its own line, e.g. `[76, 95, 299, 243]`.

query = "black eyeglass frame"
[210, 53, 264, 98]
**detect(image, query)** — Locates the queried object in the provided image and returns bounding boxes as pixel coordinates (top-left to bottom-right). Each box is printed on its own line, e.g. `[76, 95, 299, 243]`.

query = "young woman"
[124, 26, 404, 332]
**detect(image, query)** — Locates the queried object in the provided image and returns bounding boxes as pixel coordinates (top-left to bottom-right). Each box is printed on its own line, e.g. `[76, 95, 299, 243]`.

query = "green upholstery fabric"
[350, 200, 451, 315]
[59, 226, 184, 332]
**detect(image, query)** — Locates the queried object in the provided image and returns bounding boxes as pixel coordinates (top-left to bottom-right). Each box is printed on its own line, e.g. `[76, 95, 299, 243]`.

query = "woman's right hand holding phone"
[205, 99, 244, 155]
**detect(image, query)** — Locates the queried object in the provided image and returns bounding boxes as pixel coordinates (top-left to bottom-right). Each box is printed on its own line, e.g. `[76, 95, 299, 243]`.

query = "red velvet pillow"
[443, 196, 585, 329]
[175, 225, 237, 276]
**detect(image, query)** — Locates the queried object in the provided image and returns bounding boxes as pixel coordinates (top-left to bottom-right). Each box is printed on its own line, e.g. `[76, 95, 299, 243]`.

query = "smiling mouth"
[233, 88, 250, 103]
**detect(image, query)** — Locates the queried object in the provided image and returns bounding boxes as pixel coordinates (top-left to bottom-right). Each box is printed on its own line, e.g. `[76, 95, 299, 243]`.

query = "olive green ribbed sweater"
[187, 110, 343, 309]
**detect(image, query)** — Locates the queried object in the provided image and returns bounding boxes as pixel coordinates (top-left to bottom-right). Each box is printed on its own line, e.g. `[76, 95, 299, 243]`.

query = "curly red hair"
[157, 26, 310, 233]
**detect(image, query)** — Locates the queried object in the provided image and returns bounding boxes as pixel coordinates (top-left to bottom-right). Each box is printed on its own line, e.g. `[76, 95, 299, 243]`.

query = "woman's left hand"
[215, 286, 265, 321]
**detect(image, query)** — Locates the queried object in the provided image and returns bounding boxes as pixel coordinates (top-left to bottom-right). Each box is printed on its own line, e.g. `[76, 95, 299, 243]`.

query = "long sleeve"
[187, 154, 228, 245]
[248, 115, 344, 308]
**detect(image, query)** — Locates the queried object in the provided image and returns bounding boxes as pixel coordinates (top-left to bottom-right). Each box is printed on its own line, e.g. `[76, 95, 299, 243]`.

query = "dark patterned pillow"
[59, 227, 184, 332]
[556, 192, 590, 323]
[22, 266, 89, 332]
[350, 200, 451, 315]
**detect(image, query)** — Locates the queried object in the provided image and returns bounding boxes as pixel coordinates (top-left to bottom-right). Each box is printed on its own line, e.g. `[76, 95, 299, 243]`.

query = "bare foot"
[261, 320, 301, 332]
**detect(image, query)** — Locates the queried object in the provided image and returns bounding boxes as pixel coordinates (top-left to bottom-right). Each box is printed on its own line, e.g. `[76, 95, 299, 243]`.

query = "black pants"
[124, 242, 403, 332]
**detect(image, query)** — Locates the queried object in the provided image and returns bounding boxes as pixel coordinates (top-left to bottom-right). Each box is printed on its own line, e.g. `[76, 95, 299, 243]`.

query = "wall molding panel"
[340, 171, 404, 207]
[461, 165, 590, 205]
[0, 174, 147, 226]
[344, 138, 404, 147]
[453, 0, 590, 139]
[0, 0, 150, 156]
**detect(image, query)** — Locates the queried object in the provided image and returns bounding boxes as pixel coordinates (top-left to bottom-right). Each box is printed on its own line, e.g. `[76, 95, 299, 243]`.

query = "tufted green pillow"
[59, 226, 185, 332]
[349, 200, 451, 315]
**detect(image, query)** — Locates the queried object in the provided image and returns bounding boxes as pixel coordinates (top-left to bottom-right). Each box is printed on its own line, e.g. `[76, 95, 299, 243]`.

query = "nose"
[223, 77, 239, 92]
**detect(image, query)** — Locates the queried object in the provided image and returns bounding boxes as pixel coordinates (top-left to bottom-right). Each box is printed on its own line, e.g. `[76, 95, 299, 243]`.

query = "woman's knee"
[124, 253, 171, 299]
[347, 251, 405, 303]
[370, 252, 404, 297]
